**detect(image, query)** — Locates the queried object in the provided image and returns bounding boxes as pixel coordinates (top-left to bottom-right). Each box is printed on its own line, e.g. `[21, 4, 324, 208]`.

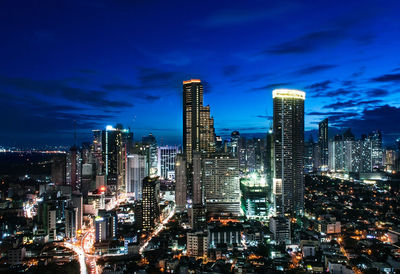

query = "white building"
[126, 154, 147, 200]
[157, 146, 180, 180]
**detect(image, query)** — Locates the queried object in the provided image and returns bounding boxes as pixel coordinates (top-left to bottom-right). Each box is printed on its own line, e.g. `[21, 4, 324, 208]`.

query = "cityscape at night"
[1, 1, 400, 273]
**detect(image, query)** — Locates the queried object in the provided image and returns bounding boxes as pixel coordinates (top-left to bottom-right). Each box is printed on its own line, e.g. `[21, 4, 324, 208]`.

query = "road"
[139, 207, 175, 254]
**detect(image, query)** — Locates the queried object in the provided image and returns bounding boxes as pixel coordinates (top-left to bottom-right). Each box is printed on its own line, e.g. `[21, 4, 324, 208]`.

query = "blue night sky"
[1, 0, 400, 147]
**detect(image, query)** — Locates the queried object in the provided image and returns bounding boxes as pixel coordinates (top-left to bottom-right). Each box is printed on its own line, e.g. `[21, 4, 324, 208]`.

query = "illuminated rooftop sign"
[272, 89, 306, 100]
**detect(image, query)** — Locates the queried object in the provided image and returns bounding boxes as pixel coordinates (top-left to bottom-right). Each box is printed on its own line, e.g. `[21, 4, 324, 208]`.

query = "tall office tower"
[157, 146, 180, 180]
[230, 131, 240, 157]
[273, 89, 305, 215]
[51, 154, 66, 186]
[65, 207, 78, 239]
[102, 125, 133, 191]
[192, 152, 203, 205]
[304, 136, 315, 172]
[142, 133, 158, 175]
[71, 194, 83, 231]
[66, 146, 82, 191]
[370, 130, 383, 169]
[319, 118, 329, 170]
[238, 137, 247, 172]
[203, 154, 240, 217]
[183, 79, 215, 203]
[141, 177, 160, 231]
[126, 154, 147, 200]
[92, 130, 103, 175]
[175, 154, 187, 212]
[183, 79, 215, 164]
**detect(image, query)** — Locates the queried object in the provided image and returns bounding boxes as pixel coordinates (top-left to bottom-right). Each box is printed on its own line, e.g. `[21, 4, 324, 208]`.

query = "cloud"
[371, 73, 400, 83]
[308, 111, 346, 116]
[323, 99, 382, 110]
[256, 115, 272, 119]
[265, 30, 345, 55]
[331, 105, 400, 140]
[305, 80, 332, 92]
[0, 75, 133, 108]
[293, 64, 337, 76]
[366, 88, 389, 97]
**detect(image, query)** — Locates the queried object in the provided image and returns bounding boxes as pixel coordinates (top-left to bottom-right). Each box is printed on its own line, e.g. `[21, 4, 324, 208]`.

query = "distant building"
[142, 133, 158, 175]
[126, 154, 147, 200]
[51, 154, 66, 186]
[319, 118, 329, 169]
[157, 145, 179, 180]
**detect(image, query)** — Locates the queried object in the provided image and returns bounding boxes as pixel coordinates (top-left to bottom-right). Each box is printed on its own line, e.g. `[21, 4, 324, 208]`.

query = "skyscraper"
[102, 125, 133, 192]
[175, 154, 187, 212]
[273, 89, 305, 215]
[141, 177, 160, 231]
[182, 79, 215, 204]
[319, 118, 329, 169]
[183, 79, 215, 164]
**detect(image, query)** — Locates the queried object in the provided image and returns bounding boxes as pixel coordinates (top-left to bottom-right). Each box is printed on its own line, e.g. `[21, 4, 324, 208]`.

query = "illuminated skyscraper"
[319, 118, 329, 169]
[273, 89, 305, 215]
[183, 79, 215, 164]
[101, 125, 133, 192]
[182, 79, 215, 204]
[141, 177, 160, 231]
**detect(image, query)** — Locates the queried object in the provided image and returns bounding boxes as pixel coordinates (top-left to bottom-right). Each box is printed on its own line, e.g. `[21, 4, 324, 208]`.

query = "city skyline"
[1, 0, 400, 146]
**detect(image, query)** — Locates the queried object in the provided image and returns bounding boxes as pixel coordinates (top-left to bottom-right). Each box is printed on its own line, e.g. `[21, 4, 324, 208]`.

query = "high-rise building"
[273, 89, 305, 215]
[240, 174, 268, 219]
[102, 125, 133, 192]
[175, 154, 187, 212]
[203, 154, 240, 217]
[71, 194, 83, 231]
[95, 210, 118, 243]
[370, 130, 383, 169]
[142, 133, 158, 175]
[66, 146, 82, 191]
[141, 177, 160, 231]
[182, 79, 215, 205]
[157, 145, 180, 180]
[51, 154, 66, 186]
[126, 154, 147, 200]
[183, 79, 215, 164]
[319, 118, 329, 169]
